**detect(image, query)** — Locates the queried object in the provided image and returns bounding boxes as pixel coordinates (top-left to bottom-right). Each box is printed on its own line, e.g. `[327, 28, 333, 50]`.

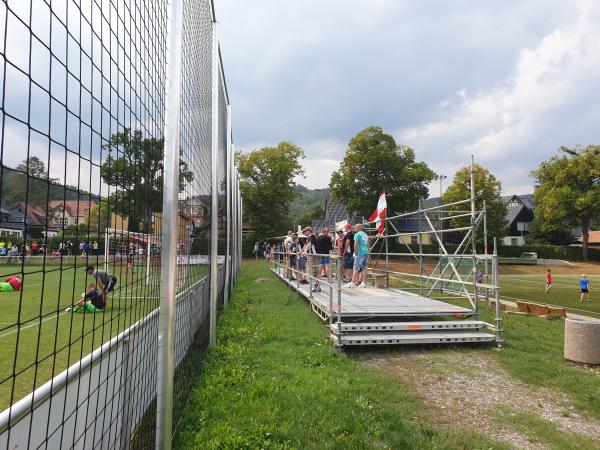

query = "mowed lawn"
[0, 261, 207, 411]
[174, 260, 506, 449]
[499, 263, 600, 316]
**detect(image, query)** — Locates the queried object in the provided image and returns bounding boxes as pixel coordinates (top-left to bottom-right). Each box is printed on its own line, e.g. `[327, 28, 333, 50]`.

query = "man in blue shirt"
[345, 224, 370, 288]
[580, 274, 590, 302]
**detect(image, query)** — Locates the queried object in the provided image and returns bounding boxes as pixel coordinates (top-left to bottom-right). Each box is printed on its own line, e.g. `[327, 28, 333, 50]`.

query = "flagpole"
[384, 192, 389, 288]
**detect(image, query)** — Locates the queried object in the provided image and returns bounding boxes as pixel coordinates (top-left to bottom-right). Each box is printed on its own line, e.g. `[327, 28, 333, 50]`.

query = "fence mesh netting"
[0, 0, 239, 448]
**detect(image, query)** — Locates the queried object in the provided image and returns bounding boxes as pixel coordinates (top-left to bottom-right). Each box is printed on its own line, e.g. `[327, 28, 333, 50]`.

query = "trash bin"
[564, 317, 600, 365]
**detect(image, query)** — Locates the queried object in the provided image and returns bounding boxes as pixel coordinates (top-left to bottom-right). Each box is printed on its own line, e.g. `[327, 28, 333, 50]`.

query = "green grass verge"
[174, 261, 507, 449]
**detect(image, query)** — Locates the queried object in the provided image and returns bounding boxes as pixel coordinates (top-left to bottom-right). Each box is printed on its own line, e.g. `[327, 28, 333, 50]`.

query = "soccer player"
[580, 274, 590, 302]
[0, 276, 22, 292]
[545, 269, 552, 294]
[66, 283, 106, 313]
[86, 266, 118, 304]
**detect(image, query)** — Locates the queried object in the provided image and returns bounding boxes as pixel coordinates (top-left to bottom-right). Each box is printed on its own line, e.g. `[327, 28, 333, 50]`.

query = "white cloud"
[396, 0, 600, 195]
[217, 0, 598, 194]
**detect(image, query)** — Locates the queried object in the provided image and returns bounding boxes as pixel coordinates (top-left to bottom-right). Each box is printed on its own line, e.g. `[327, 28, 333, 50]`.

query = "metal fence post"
[493, 237, 503, 346]
[156, 0, 183, 447]
[209, 19, 220, 348]
[224, 104, 232, 308]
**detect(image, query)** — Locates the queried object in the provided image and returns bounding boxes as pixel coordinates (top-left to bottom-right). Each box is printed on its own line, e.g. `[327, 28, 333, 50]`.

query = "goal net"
[104, 228, 161, 285]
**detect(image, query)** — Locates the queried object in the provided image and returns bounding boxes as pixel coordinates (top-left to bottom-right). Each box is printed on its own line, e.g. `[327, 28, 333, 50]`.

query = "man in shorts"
[342, 223, 355, 282]
[316, 228, 333, 279]
[580, 274, 590, 302]
[345, 224, 369, 288]
[86, 266, 117, 304]
[545, 269, 552, 294]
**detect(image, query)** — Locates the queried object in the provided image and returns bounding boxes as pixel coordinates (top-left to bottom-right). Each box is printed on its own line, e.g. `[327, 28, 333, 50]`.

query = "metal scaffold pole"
[418, 198, 424, 296]
[157, 0, 183, 447]
[209, 19, 220, 347]
[470, 155, 478, 316]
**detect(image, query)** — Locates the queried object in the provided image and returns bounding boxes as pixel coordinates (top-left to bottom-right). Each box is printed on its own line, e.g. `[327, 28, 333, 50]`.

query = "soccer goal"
[104, 228, 160, 285]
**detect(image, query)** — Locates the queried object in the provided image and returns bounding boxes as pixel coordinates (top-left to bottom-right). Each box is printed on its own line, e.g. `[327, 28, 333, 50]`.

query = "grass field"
[498, 264, 600, 316]
[175, 260, 600, 449]
[382, 258, 600, 317]
[0, 260, 207, 411]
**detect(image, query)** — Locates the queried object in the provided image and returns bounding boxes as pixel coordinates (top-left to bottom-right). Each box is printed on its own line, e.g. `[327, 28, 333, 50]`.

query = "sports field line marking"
[0, 312, 69, 340]
[0, 296, 160, 338]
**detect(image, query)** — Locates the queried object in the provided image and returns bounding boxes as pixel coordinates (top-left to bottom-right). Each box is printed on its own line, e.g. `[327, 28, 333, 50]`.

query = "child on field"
[545, 269, 552, 294]
[580, 274, 590, 302]
[66, 283, 106, 313]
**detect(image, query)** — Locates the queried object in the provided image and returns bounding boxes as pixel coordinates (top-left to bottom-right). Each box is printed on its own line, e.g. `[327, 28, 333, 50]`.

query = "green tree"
[531, 145, 600, 260]
[84, 199, 112, 234]
[442, 164, 507, 241]
[329, 126, 435, 216]
[296, 204, 325, 229]
[236, 142, 305, 238]
[100, 129, 192, 233]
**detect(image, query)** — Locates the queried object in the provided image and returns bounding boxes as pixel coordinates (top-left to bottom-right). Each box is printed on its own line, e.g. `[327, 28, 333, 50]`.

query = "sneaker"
[64, 306, 73, 312]
[344, 282, 355, 288]
[358, 282, 367, 288]
[312, 286, 321, 293]
[289, 277, 296, 281]
[300, 279, 309, 284]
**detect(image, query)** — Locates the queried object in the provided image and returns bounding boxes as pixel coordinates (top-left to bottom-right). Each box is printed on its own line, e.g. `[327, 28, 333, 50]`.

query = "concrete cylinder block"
[564, 317, 600, 365]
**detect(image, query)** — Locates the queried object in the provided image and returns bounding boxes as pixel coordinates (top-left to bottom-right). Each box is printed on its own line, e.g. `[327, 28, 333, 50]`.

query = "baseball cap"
[345, 223, 352, 230]
[302, 227, 312, 233]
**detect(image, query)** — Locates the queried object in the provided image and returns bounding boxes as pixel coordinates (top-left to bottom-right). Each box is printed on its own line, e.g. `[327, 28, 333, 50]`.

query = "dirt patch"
[358, 349, 600, 449]
[254, 277, 270, 284]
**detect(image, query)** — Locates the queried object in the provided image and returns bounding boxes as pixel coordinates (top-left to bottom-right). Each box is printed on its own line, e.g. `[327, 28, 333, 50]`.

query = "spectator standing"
[342, 223, 355, 282]
[253, 242, 260, 260]
[315, 228, 333, 278]
[345, 224, 369, 288]
[301, 227, 320, 292]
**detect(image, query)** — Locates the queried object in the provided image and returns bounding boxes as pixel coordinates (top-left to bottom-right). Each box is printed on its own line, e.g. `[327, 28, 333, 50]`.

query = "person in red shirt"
[545, 269, 552, 294]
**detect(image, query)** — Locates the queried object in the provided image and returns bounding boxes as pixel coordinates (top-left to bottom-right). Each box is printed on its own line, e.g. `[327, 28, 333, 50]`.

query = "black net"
[0, 0, 239, 448]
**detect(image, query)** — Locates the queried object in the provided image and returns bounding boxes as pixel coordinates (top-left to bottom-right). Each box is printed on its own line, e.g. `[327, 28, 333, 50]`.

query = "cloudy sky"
[216, 0, 600, 195]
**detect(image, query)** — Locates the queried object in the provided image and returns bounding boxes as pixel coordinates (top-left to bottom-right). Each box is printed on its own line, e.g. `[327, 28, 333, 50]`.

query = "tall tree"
[442, 164, 507, 241]
[328, 126, 435, 216]
[531, 145, 600, 260]
[236, 142, 305, 238]
[100, 129, 192, 233]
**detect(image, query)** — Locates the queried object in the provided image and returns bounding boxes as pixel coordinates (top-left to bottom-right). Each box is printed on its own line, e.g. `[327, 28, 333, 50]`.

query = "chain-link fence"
[0, 0, 240, 448]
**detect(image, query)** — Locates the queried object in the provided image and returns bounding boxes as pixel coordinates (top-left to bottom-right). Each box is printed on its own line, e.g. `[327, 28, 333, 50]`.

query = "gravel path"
[358, 349, 600, 449]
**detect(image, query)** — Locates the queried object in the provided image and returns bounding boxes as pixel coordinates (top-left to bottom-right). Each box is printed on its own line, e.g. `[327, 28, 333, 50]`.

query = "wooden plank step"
[332, 320, 488, 333]
[331, 331, 496, 346]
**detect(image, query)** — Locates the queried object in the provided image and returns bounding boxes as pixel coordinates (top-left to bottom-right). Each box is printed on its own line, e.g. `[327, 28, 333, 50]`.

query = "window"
[411, 235, 418, 245]
[511, 238, 519, 246]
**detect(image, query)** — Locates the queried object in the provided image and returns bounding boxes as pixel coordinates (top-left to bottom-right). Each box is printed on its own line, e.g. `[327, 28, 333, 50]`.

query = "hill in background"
[290, 185, 329, 220]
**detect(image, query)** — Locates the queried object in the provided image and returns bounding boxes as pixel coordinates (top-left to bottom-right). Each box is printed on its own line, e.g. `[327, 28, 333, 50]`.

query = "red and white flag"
[368, 191, 387, 235]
